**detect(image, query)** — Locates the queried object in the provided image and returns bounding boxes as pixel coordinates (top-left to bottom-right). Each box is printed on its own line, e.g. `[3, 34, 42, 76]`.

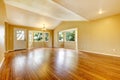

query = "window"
[66, 30, 75, 41]
[58, 32, 64, 42]
[33, 31, 50, 42]
[33, 32, 43, 42]
[16, 30, 25, 40]
[45, 33, 49, 42]
[29, 31, 33, 42]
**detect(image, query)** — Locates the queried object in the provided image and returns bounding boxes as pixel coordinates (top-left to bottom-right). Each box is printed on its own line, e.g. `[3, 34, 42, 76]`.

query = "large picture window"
[58, 32, 64, 42]
[33, 32, 43, 42]
[33, 32, 49, 42]
[66, 30, 75, 41]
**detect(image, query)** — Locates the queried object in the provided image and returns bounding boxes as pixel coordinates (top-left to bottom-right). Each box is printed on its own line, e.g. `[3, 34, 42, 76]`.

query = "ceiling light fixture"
[42, 24, 46, 31]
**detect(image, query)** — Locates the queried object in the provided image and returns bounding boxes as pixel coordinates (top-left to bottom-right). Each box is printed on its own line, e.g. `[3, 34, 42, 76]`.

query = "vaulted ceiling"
[5, 5, 61, 29]
[4, 0, 120, 29]
[53, 0, 120, 20]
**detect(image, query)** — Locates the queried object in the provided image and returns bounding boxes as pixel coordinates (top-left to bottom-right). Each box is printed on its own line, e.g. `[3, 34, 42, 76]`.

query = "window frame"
[65, 30, 76, 42]
[33, 31, 43, 42]
[32, 31, 50, 42]
[58, 31, 64, 42]
[58, 29, 76, 42]
[44, 32, 50, 42]
[16, 30, 25, 41]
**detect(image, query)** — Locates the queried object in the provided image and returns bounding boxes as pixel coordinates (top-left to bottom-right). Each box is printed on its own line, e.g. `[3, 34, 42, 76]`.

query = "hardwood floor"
[0, 48, 120, 80]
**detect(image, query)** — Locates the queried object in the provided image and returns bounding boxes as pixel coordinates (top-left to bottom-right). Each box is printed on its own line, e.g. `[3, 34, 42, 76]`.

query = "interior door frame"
[13, 28, 28, 50]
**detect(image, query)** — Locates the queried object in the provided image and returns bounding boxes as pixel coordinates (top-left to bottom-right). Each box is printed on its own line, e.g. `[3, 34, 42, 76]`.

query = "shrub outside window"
[33, 32, 43, 42]
[66, 30, 75, 41]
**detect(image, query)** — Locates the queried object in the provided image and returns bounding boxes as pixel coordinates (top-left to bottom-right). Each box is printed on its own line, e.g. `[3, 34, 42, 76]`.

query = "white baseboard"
[80, 50, 120, 57]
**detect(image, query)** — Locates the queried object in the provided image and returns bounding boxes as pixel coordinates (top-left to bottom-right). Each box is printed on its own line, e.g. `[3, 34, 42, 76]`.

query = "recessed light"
[98, 9, 103, 14]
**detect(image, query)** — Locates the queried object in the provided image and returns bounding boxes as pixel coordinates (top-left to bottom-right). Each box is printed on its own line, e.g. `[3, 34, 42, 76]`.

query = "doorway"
[14, 28, 27, 50]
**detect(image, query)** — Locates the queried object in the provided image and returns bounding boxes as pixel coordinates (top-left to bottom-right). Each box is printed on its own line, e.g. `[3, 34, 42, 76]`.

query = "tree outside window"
[66, 30, 75, 41]
[33, 32, 43, 42]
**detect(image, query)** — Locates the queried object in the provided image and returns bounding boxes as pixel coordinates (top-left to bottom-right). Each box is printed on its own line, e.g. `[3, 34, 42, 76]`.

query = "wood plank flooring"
[0, 48, 120, 80]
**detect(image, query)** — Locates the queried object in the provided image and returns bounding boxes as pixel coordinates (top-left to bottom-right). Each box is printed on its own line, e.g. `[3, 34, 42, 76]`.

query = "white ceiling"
[53, 0, 120, 20]
[6, 4, 61, 29]
[4, 0, 120, 29]
[5, 0, 86, 21]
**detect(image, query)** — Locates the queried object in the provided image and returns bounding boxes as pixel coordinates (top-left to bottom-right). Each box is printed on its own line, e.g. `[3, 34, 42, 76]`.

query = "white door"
[14, 28, 27, 50]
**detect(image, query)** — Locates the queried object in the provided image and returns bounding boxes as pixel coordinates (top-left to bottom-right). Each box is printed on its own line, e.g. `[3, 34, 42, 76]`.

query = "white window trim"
[33, 31, 43, 42]
[16, 30, 25, 41]
[58, 31, 64, 42]
[58, 28, 77, 42]
[65, 30, 76, 42]
[44, 32, 50, 42]
[33, 31, 50, 42]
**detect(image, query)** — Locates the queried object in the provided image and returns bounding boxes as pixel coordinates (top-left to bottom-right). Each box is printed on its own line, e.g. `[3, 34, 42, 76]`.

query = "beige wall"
[5, 23, 53, 51]
[64, 42, 77, 49]
[0, 0, 6, 62]
[54, 23, 78, 49]
[29, 31, 53, 48]
[54, 14, 120, 56]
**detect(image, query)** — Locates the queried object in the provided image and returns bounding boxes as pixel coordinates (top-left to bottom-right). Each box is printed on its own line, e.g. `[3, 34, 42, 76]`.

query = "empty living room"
[0, 0, 120, 80]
